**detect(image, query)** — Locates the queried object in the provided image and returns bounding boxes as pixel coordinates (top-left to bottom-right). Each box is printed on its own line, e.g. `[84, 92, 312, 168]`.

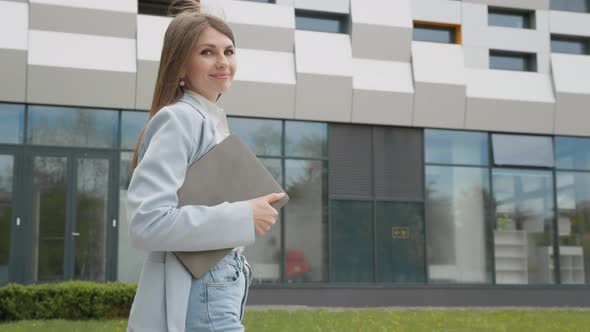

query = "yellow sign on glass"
[392, 227, 410, 239]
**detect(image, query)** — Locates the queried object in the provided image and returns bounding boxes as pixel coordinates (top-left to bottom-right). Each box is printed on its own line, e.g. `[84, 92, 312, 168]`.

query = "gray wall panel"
[352, 23, 412, 62]
[352, 89, 413, 126]
[413, 83, 466, 129]
[0, 49, 27, 103]
[27, 65, 136, 109]
[465, 98, 554, 134]
[230, 23, 294, 53]
[135, 60, 159, 111]
[29, 3, 136, 38]
[219, 81, 296, 119]
[554, 93, 590, 136]
[295, 73, 352, 122]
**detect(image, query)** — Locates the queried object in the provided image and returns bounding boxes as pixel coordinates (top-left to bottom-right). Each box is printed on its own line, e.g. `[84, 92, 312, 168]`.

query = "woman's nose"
[216, 55, 229, 69]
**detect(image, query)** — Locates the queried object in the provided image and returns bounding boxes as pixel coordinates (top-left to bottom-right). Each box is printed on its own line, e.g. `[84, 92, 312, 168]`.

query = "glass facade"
[425, 130, 492, 284]
[229, 119, 329, 284]
[1, 102, 589, 287]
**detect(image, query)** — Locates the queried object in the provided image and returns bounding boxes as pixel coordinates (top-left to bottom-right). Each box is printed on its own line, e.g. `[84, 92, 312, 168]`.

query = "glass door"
[0, 148, 21, 285]
[21, 149, 117, 283]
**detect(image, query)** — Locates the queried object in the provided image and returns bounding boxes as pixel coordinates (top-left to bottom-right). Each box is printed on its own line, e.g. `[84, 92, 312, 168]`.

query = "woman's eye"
[201, 50, 212, 55]
[225, 50, 235, 55]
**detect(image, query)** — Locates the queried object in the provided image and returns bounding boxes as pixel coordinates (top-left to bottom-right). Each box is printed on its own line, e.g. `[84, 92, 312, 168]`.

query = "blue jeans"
[185, 251, 253, 332]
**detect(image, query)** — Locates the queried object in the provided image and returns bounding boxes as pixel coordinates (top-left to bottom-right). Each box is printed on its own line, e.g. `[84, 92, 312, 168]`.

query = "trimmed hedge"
[0, 281, 136, 321]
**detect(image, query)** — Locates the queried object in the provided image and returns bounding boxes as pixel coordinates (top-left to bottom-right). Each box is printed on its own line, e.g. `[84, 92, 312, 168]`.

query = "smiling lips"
[210, 73, 230, 79]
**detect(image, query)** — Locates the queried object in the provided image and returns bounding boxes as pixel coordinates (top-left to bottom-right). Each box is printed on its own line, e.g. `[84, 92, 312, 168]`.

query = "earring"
[180, 80, 185, 87]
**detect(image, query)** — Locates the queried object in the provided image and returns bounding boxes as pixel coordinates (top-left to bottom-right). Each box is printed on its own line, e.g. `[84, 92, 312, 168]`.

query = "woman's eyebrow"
[197, 43, 234, 49]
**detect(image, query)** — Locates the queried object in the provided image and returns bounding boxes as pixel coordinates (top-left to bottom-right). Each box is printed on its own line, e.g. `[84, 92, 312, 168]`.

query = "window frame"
[488, 6, 536, 29]
[489, 49, 537, 72]
[295, 9, 350, 34]
[551, 34, 590, 55]
[413, 20, 462, 44]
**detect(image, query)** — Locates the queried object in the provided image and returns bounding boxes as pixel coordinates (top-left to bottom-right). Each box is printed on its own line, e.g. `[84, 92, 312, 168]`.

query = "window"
[551, 35, 590, 55]
[227, 117, 282, 156]
[492, 169, 555, 284]
[426, 166, 492, 284]
[27, 106, 118, 148]
[121, 111, 149, 150]
[551, 0, 590, 13]
[489, 50, 537, 72]
[413, 21, 461, 44]
[556, 137, 590, 170]
[556, 172, 590, 284]
[138, 0, 169, 16]
[488, 7, 535, 29]
[295, 10, 349, 34]
[492, 134, 554, 167]
[228, 117, 329, 284]
[425, 129, 488, 166]
[0, 103, 24, 144]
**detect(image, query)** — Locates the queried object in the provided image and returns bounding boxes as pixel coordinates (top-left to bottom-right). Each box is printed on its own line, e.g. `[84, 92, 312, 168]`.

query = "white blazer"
[126, 92, 255, 332]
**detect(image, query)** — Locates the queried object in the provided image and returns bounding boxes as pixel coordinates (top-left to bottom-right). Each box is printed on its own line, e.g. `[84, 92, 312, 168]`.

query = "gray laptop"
[174, 134, 289, 278]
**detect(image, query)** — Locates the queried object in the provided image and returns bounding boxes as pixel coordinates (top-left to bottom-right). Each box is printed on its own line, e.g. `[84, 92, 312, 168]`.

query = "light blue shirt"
[126, 91, 254, 332]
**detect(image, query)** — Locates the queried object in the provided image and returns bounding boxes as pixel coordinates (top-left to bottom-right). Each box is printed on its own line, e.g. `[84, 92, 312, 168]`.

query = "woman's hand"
[248, 193, 285, 236]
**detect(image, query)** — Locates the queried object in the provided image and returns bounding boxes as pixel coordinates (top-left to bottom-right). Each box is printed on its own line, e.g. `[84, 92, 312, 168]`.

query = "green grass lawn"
[1, 309, 589, 332]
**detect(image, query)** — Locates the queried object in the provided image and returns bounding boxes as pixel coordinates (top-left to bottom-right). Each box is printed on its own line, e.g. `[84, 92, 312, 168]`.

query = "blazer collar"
[180, 88, 226, 122]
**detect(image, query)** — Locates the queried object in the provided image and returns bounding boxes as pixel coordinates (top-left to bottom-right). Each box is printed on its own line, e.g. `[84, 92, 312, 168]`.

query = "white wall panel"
[137, 15, 171, 62]
[295, 30, 352, 122]
[234, 49, 295, 84]
[462, 3, 551, 73]
[0, 1, 28, 102]
[352, 58, 413, 125]
[465, 69, 555, 133]
[292, 0, 349, 14]
[552, 54, 590, 136]
[28, 30, 136, 72]
[351, 0, 412, 61]
[412, 42, 466, 128]
[295, 30, 352, 77]
[29, 0, 136, 13]
[223, 0, 294, 28]
[411, 0, 461, 24]
[203, 0, 295, 52]
[463, 0, 549, 10]
[550, 11, 590, 37]
[0, 1, 28, 50]
[221, 48, 296, 119]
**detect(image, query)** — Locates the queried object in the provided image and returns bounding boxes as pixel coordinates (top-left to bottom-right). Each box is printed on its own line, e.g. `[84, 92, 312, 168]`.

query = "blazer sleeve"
[127, 105, 255, 252]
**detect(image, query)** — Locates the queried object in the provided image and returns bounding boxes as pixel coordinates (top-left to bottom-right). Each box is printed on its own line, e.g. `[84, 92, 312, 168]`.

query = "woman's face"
[184, 26, 236, 102]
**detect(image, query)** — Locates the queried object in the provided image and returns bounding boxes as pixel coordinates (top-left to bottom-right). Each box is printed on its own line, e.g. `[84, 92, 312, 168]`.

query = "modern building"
[1, 0, 590, 306]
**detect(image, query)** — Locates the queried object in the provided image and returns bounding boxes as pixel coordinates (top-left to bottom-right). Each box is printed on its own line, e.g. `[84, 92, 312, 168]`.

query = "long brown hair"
[131, 0, 235, 173]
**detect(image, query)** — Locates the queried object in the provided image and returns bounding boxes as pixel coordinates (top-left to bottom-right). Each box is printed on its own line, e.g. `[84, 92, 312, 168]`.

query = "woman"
[126, 1, 283, 331]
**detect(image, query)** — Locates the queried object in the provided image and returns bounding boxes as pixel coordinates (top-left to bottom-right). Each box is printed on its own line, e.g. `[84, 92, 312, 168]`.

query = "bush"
[0, 281, 136, 321]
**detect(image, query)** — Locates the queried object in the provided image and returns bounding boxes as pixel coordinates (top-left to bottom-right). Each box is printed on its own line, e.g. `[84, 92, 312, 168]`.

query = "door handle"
[72, 232, 80, 237]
